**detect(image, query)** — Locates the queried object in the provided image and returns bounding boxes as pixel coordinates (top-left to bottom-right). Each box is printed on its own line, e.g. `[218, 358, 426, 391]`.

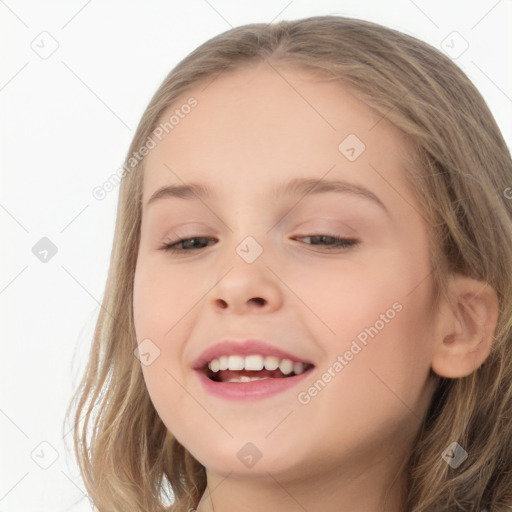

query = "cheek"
[330, 276, 436, 426]
[307, 294, 435, 454]
[317, 245, 435, 393]
[133, 261, 198, 442]
[296, 252, 426, 345]
[133, 257, 194, 338]
[133, 259, 192, 401]
[141, 362, 198, 452]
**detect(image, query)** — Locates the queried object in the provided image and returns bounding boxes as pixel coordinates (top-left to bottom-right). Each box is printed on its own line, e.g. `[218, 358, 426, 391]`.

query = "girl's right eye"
[159, 237, 215, 253]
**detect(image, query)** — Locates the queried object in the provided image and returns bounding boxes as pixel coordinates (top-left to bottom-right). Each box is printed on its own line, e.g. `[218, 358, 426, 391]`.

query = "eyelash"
[159, 235, 359, 253]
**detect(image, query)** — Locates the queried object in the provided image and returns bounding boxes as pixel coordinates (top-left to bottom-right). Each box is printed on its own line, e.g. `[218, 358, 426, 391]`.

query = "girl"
[67, 16, 512, 512]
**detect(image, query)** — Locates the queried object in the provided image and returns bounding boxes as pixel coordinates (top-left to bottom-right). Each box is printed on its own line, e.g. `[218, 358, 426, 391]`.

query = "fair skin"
[132, 63, 498, 512]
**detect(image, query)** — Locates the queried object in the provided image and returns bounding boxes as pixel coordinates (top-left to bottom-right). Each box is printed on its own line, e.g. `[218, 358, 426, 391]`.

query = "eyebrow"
[145, 177, 389, 216]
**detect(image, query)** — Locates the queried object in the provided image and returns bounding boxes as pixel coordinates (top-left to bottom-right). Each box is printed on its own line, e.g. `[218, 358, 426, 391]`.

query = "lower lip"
[195, 368, 314, 400]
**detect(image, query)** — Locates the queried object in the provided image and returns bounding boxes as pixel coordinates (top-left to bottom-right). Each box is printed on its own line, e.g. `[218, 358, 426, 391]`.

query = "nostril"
[215, 299, 228, 309]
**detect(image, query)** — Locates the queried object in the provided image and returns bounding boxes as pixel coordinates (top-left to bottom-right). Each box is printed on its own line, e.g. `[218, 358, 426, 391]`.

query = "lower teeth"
[225, 376, 273, 383]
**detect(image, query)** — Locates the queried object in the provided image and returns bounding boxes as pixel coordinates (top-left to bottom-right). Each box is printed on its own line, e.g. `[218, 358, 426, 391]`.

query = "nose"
[209, 255, 284, 315]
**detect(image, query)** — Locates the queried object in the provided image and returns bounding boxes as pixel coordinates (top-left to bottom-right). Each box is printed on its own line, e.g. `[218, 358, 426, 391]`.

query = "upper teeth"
[207, 355, 306, 376]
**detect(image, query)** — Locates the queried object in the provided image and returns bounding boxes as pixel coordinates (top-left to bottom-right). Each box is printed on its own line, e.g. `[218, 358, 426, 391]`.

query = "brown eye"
[160, 237, 216, 253]
[294, 235, 359, 250]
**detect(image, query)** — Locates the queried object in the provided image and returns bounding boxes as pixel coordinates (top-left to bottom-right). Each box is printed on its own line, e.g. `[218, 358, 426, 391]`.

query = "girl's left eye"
[159, 235, 359, 253]
[293, 235, 359, 250]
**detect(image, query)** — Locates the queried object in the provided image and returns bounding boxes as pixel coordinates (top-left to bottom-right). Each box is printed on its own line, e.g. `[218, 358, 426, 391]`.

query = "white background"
[1, 1, 511, 510]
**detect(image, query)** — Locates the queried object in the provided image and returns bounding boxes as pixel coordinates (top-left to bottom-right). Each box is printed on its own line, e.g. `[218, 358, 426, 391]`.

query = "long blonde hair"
[66, 16, 512, 511]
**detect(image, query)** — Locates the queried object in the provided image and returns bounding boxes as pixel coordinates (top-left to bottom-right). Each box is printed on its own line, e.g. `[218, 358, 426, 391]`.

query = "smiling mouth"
[202, 355, 315, 383]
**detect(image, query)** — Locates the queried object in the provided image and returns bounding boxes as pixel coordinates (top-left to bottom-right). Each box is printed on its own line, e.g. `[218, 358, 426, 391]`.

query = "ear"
[431, 274, 499, 378]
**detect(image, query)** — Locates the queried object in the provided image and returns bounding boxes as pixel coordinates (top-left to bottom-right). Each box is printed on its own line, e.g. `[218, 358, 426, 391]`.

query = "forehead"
[142, 63, 413, 204]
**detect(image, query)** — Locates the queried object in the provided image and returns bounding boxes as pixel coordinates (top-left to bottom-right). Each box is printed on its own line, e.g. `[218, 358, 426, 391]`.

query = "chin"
[188, 440, 305, 478]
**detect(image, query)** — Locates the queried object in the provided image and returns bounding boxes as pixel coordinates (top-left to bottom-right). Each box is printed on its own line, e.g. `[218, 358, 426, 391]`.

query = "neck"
[196, 452, 408, 512]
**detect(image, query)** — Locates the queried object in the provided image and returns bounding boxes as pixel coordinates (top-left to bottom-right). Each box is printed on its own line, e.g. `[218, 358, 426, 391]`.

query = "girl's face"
[133, 64, 439, 484]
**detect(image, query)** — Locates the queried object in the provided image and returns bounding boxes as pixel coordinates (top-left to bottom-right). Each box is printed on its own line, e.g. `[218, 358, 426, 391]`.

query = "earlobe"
[431, 274, 499, 379]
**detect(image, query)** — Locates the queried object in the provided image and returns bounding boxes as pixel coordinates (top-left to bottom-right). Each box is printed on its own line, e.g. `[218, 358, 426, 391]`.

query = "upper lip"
[192, 339, 315, 370]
